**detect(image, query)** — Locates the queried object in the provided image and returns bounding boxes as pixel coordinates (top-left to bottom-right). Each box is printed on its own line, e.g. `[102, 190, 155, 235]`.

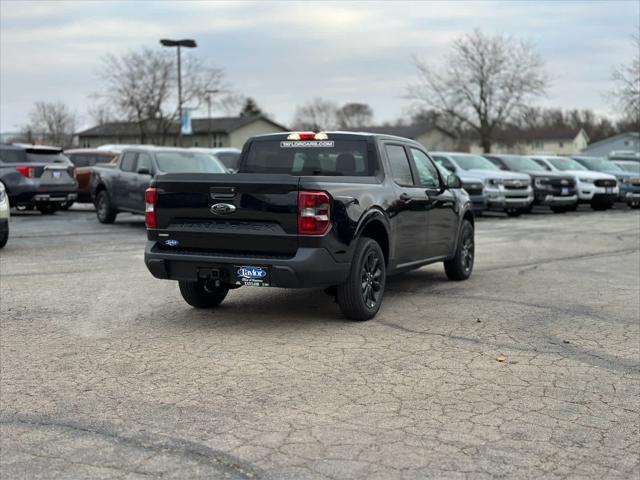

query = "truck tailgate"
[153, 173, 300, 256]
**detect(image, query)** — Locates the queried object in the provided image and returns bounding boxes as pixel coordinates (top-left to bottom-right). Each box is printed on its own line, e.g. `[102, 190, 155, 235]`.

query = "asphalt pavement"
[1, 204, 639, 479]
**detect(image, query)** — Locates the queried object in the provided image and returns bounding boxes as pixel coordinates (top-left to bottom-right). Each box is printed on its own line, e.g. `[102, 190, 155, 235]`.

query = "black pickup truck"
[144, 132, 475, 320]
[91, 147, 226, 223]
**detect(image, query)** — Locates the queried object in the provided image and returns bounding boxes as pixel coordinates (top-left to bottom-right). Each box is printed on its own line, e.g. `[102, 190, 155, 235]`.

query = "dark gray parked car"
[0, 144, 77, 214]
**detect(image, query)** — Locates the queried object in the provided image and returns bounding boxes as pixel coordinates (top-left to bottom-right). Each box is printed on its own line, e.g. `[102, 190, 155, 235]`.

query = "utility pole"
[206, 89, 220, 147]
[159, 39, 197, 146]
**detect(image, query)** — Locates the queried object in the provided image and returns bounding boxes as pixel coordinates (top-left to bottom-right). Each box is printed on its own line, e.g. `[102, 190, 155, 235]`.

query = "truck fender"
[353, 208, 392, 263]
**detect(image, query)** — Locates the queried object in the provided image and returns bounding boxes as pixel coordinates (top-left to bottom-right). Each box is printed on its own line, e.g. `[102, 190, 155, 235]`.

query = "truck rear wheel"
[444, 219, 474, 281]
[95, 190, 117, 224]
[179, 280, 229, 308]
[336, 237, 386, 321]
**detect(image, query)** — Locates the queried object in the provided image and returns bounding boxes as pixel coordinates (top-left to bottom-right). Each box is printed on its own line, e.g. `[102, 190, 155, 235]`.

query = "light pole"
[206, 89, 220, 147]
[160, 38, 197, 144]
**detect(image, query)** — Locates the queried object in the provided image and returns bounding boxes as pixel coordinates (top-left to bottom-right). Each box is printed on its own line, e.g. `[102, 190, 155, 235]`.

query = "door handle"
[399, 193, 412, 204]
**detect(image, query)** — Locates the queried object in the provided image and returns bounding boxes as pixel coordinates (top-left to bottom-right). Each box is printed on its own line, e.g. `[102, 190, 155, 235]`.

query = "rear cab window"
[385, 144, 414, 186]
[242, 137, 377, 176]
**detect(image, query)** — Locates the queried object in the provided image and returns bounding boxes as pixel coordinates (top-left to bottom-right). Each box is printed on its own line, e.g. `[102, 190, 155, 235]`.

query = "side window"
[485, 156, 504, 169]
[385, 145, 414, 186]
[410, 149, 441, 189]
[136, 152, 153, 173]
[532, 158, 551, 171]
[432, 155, 456, 172]
[120, 153, 136, 172]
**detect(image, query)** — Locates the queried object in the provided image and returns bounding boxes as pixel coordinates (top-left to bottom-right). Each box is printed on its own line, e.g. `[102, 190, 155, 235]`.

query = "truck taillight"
[298, 191, 331, 235]
[16, 166, 34, 178]
[145, 187, 158, 229]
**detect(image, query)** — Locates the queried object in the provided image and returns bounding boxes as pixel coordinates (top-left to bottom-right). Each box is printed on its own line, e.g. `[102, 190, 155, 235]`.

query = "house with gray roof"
[580, 132, 639, 159]
[77, 115, 288, 149]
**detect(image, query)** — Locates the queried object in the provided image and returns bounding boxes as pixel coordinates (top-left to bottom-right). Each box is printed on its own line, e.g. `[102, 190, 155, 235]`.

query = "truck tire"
[336, 237, 386, 321]
[179, 280, 229, 308]
[0, 230, 8, 249]
[95, 190, 117, 224]
[60, 201, 74, 210]
[37, 203, 57, 215]
[444, 219, 474, 281]
[506, 208, 523, 217]
[628, 201, 640, 209]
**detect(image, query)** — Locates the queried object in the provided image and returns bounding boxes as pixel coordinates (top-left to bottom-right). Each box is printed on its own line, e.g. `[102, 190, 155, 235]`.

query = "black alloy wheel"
[337, 237, 386, 321]
[444, 219, 474, 281]
[361, 249, 384, 309]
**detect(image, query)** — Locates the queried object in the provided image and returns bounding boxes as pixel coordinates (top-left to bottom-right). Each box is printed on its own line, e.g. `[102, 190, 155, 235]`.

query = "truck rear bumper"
[144, 241, 350, 288]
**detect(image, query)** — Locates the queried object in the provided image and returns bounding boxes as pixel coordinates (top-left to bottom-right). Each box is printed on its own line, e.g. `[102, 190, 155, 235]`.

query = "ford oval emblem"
[210, 203, 237, 215]
[165, 239, 179, 247]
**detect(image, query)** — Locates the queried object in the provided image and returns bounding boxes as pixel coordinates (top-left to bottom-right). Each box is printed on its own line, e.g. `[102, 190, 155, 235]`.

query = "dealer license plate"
[561, 187, 569, 195]
[605, 187, 613, 194]
[235, 266, 270, 287]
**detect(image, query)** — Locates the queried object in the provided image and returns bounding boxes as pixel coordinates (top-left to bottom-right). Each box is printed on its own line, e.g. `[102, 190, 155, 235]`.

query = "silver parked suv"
[431, 152, 533, 216]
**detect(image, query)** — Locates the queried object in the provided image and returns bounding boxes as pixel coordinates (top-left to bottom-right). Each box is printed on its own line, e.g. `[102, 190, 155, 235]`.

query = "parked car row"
[431, 151, 639, 214]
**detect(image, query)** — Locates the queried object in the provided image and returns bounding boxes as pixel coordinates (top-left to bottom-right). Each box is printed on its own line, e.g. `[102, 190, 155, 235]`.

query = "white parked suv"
[0, 181, 9, 248]
[531, 156, 618, 210]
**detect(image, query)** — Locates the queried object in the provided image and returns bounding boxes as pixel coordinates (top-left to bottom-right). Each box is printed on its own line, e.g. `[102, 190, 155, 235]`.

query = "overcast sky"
[1, 0, 638, 131]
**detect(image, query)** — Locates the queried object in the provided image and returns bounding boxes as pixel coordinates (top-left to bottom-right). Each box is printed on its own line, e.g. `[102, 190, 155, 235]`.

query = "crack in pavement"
[0, 415, 268, 480]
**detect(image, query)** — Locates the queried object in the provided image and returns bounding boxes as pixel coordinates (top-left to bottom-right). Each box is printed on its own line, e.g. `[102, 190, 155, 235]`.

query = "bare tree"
[408, 29, 548, 152]
[88, 103, 115, 126]
[26, 101, 78, 148]
[610, 33, 640, 127]
[337, 103, 374, 128]
[292, 98, 340, 131]
[96, 47, 226, 144]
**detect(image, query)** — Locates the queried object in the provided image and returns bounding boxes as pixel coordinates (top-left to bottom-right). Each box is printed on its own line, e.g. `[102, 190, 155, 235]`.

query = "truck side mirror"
[447, 174, 462, 189]
[137, 167, 151, 175]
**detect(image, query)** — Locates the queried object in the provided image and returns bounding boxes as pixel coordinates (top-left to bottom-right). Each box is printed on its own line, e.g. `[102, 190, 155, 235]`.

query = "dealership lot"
[1, 206, 638, 479]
